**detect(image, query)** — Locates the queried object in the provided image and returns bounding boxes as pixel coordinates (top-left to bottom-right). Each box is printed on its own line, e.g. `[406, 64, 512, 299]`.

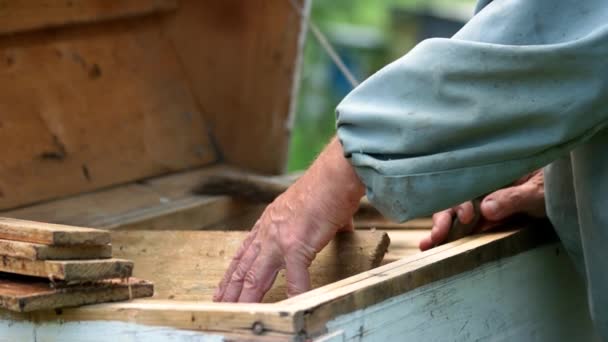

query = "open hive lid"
[0, 0, 307, 211]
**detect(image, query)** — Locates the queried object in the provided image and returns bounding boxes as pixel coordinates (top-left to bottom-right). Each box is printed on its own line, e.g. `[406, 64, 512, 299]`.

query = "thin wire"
[287, 0, 360, 89]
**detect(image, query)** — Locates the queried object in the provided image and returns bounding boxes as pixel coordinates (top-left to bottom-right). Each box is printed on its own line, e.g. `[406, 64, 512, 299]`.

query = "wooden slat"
[0, 0, 178, 35]
[0, 17, 216, 210]
[0, 275, 153, 312]
[110, 230, 389, 303]
[0, 218, 109, 246]
[1, 167, 254, 231]
[0, 239, 111, 261]
[286, 223, 556, 336]
[0, 257, 133, 282]
[21, 300, 301, 336]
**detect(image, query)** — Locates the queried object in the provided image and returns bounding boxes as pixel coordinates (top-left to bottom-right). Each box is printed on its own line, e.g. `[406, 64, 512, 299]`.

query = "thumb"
[480, 183, 544, 222]
[337, 219, 355, 233]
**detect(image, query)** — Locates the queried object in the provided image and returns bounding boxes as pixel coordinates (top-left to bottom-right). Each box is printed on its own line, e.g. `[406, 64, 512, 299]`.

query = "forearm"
[294, 137, 365, 225]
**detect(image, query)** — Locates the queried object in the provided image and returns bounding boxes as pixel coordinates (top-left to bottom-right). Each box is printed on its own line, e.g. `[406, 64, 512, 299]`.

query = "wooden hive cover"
[0, 0, 308, 210]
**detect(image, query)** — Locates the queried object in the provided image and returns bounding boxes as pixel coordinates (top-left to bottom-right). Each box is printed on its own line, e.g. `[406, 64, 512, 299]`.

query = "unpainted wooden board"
[0, 239, 111, 261]
[110, 230, 389, 303]
[162, 0, 308, 174]
[0, 16, 215, 210]
[0, 257, 133, 282]
[0, 217, 109, 246]
[0, 276, 153, 312]
[2, 166, 250, 231]
[0, 0, 177, 35]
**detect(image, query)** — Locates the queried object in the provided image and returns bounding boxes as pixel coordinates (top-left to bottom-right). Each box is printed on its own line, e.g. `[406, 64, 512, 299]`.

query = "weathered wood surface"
[0, 218, 109, 246]
[0, 226, 574, 340]
[110, 230, 389, 303]
[315, 244, 598, 341]
[0, 257, 133, 282]
[0, 0, 177, 35]
[287, 224, 557, 335]
[0, 17, 216, 211]
[162, 0, 308, 174]
[2, 167, 250, 231]
[0, 239, 111, 261]
[0, 275, 153, 313]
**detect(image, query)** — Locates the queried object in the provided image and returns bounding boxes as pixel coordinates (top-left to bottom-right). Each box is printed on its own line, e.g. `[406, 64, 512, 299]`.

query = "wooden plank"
[0, 257, 133, 282]
[0, 0, 178, 36]
[0, 239, 111, 261]
[0, 275, 153, 312]
[20, 300, 302, 336]
[286, 222, 556, 336]
[316, 244, 598, 341]
[110, 230, 389, 303]
[162, 0, 309, 174]
[0, 16, 216, 210]
[1, 167, 249, 231]
[0, 218, 109, 246]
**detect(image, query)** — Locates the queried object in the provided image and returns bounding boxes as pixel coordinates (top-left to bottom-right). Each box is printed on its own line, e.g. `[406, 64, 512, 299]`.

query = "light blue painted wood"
[0, 320, 225, 342]
[320, 244, 601, 342]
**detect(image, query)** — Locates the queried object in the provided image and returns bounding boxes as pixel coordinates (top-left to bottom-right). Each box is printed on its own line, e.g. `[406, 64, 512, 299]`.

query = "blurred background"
[287, 0, 476, 171]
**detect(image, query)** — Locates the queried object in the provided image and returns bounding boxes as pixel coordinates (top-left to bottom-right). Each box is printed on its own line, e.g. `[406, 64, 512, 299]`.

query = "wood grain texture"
[0, 17, 216, 210]
[286, 222, 556, 335]
[0, 0, 177, 35]
[110, 230, 389, 303]
[0, 275, 153, 312]
[0, 239, 111, 261]
[162, 0, 308, 174]
[2, 167, 255, 231]
[0, 218, 109, 246]
[318, 244, 598, 342]
[0, 257, 133, 282]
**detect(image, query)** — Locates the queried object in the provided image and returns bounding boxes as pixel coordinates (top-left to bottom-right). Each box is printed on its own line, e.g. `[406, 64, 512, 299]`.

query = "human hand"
[214, 139, 365, 302]
[419, 170, 545, 251]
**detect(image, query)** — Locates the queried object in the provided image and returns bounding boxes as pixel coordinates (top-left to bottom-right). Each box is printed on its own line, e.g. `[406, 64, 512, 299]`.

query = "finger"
[285, 260, 312, 298]
[481, 182, 545, 222]
[430, 209, 455, 247]
[453, 201, 474, 225]
[337, 219, 355, 233]
[217, 240, 262, 302]
[420, 209, 453, 251]
[238, 254, 282, 303]
[214, 228, 258, 301]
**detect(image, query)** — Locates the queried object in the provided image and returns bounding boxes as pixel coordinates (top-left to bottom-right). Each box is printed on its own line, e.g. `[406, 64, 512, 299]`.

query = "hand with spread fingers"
[419, 170, 546, 251]
[214, 139, 365, 302]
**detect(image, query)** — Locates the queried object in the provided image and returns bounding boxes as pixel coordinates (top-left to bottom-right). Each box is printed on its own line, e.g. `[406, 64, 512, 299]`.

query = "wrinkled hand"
[419, 170, 545, 251]
[214, 139, 364, 302]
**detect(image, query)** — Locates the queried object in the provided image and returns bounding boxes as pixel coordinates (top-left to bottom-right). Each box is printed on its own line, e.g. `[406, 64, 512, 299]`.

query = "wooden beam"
[2, 167, 251, 231]
[0, 257, 133, 282]
[0, 276, 153, 312]
[0, 239, 111, 261]
[0, 0, 178, 36]
[0, 218, 110, 246]
[109, 230, 390, 303]
[285, 222, 556, 336]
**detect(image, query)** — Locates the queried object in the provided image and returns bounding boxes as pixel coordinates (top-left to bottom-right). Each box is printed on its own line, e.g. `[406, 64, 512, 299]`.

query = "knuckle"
[243, 270, 259, 290]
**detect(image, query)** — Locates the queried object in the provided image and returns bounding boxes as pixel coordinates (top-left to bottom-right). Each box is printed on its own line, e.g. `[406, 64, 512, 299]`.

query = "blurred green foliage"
[286, 0, 475, 171]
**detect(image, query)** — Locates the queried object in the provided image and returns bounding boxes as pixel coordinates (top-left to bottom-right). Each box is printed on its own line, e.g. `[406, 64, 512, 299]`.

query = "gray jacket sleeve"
[336, 0, 608, 222]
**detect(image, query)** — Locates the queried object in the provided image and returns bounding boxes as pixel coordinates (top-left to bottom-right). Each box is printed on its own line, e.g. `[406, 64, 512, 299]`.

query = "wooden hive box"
[0, 1, 598, 341]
